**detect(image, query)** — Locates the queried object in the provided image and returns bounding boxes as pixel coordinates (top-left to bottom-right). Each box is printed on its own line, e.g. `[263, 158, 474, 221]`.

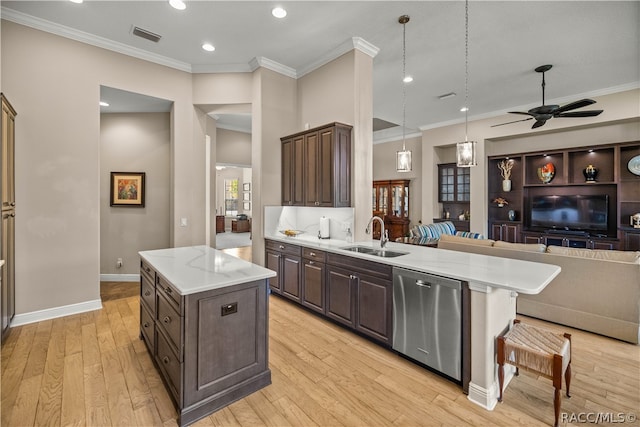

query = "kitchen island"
[138, 246, 276, 427]
[264, 233, 561, 411]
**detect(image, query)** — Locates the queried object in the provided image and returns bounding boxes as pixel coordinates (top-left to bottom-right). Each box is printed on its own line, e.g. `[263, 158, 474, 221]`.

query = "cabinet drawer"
[140, 259, 155, 281]
[157, 275, 183, 315]
[156, 327, 182, 403]
[140, 303, 155, 352]
[265, 240, 301, 256]
[302, 247, 326, 262]
[157, 293, 183, 360]
[140, 272, 155, 313]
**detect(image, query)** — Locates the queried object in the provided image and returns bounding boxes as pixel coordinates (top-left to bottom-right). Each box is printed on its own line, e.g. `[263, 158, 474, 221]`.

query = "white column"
[467, 282, 517, 410]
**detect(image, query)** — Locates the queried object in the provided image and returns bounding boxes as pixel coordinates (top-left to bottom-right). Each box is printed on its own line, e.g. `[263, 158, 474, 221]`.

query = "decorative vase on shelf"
[502, 179, 512, 192]
[583, 164, 598, 183]
[508, 209, 516, 221]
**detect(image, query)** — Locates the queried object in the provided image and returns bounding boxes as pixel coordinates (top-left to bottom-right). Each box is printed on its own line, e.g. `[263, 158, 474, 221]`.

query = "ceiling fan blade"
[556, 110, 603, 118]
[508, 111, 535, 117]
[554, 98, 596, 114]
[532, 120, 547, 129]
[490, 117, 533, 128]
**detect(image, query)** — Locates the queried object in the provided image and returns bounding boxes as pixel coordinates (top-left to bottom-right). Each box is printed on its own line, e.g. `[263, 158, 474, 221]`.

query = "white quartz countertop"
[265, 234, 560, 295]
[139, 245, 276, 296]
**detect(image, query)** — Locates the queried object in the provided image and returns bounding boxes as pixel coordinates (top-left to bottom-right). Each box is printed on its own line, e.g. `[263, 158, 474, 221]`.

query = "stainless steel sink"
[342, 246, 408, 258]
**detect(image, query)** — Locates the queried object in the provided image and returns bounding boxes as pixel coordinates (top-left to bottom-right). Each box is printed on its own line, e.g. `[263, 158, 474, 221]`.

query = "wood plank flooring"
[2, 278, 638, 426]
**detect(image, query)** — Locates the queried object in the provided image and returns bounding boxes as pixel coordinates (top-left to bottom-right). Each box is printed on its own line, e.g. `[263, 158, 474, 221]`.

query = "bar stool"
[497, 320, 572, 427]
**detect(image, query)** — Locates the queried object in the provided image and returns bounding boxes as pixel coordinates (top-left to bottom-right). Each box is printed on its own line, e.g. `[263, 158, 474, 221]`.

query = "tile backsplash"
[264, 206, 354, 242]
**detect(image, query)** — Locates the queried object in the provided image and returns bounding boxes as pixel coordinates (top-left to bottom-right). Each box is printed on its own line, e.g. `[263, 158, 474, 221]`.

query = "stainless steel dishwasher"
[392, 267, 462, 381]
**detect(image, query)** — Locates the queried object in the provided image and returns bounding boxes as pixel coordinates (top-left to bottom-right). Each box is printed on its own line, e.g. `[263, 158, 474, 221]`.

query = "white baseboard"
[467, 367, 515, 411]
[100, 273, 140, 282]
[11, 299, 103, 327]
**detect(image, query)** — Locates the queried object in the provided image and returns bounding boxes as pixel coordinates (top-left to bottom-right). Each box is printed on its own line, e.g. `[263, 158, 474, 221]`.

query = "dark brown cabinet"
[281, 122, 352, 207]
[1, 93, 16, 342]
[326, 252, 393, 345]
[301, 248, 326, 314]
[487, 142, 640, 250]
[215, 215, 225, 233]
[139, 259, 270, 426]
[265, 240, 301, 302]
[372, 179, 410, 241]
[491, 222, 522, 243]
[622, 230, 640, 251]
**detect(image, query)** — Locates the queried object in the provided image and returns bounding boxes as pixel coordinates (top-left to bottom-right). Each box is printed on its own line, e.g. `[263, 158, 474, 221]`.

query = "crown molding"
[249, 57, 297, 79]
[1, 7, 193, 73]
[297, 37, 379, 78]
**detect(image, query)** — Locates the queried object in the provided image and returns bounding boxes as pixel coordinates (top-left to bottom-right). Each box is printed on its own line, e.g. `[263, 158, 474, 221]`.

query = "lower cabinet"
[265, 240, 301, 301]
[140, 261, 270, 426]
[622, 230, 640, 251]
[523, 231, 621, 250]
[265, 239, 393, 346]
[491, 222, 521, 243]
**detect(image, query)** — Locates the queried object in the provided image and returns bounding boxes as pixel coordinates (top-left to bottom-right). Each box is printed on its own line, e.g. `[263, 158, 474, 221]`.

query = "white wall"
[100, 113, 170, 275]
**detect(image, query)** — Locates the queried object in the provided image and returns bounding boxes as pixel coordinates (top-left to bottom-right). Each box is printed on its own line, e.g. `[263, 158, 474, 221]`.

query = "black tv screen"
[530, 194, 608, 231]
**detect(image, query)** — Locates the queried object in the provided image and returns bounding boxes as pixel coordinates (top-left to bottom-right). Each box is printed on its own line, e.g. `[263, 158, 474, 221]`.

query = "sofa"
[408, 221, 485, 244]
[437, 234, 640, 344]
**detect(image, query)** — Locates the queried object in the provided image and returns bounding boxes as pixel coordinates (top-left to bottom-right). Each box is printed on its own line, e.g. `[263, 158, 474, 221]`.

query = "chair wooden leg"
[497, 335, 505, 402]
[553, 387, 561, 427]
[565, 363, 572, 398]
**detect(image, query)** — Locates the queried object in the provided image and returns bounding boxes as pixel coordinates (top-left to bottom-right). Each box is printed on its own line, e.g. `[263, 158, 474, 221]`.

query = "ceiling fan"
[492, 64, 603, 129]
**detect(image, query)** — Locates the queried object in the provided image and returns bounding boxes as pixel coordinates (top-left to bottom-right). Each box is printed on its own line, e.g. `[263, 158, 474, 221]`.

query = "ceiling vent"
[132, 26, 162, 43]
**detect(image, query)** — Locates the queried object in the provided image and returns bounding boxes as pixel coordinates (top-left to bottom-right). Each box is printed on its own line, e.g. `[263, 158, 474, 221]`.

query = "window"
[224, 179, 239, 216]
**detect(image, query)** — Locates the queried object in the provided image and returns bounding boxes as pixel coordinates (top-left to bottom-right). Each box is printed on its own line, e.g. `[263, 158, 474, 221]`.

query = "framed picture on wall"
[110, 172, 145, 207]
[243, 183, 250, 191]
[243, 202, 250, 210]
[243, 192, 250, 201]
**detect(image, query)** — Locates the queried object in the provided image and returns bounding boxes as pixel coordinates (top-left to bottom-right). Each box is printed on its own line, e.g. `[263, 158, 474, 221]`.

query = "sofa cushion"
[438, 233, 495, 247]
[412, 221, 456, 239]
[455, 231, 486, 239]
[546, 245, 640, 264]
[494, 241, 547, 253]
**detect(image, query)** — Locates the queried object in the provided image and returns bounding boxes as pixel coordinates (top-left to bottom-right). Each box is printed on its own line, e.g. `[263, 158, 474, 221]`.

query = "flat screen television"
[529, 194, 608, 232]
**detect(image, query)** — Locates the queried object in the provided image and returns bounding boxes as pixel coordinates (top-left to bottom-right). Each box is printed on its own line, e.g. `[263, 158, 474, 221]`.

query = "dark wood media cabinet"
[488, 141, 640, 250]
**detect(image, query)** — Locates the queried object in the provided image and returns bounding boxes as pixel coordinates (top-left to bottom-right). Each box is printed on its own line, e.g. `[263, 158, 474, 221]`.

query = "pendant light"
[457, 0, 477, 167]
[396, 15, 412, 173]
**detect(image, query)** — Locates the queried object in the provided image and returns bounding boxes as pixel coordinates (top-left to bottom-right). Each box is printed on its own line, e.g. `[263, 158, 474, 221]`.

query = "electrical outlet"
[180, 217, 188, 227]
[116, 258, 123, 268]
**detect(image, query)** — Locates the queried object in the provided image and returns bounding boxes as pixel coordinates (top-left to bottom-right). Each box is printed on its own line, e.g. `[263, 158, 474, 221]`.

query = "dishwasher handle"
[415, 280, 431, 288]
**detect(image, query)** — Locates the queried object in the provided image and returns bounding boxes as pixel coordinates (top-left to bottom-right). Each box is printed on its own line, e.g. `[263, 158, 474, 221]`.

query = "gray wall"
[217, 128, 251, 166]
[100, 113, 170, 275]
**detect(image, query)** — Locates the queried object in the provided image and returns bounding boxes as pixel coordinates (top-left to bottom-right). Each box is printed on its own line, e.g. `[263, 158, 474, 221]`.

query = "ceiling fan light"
[456, 140, 476, 167]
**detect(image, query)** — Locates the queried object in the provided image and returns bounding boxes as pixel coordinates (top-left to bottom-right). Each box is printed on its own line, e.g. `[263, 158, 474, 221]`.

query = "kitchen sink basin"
[342, 246, 408, 258]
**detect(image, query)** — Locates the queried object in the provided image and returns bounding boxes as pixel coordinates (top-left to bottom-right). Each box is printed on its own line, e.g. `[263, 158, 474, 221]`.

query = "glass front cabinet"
[372, 180, 410, 240]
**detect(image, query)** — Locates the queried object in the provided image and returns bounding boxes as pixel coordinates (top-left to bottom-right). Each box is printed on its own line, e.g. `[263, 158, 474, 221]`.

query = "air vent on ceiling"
[132, 26, 162, 43]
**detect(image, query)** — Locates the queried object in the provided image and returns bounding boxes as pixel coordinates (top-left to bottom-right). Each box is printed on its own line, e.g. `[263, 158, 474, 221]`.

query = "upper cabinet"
[438, 163, 470, 203]
[281, 123, 352, 207]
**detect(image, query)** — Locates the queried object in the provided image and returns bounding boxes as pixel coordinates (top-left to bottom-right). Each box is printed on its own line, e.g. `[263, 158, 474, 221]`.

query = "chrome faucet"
[365, 216, 388, 248]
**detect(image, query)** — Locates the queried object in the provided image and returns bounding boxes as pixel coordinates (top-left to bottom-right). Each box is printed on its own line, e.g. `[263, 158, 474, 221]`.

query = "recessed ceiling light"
[69, 0, 83, 4]
[202, 43, 215, 52]
[169, 0, 186, 10]
[272, 7, 287, 18]
[460, 106, 469, 112]
[100, 101, 109, 107]
[403, 76, 413, 83]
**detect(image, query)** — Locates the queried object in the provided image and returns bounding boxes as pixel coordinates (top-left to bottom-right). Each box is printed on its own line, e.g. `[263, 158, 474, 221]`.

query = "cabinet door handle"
[163, 316, 171, 324]
[144, 290, 151, 297]
[143, 322, 150, 328]
[309, 252, 316, 257]
[349, 274, 357, 280]
[163, 356, 170, 364]
[308, 261, 314, 265]
[279, 245, 285, 249]
[10, 202, 16, 207]
[144, 267, 151, 273]
[164, 287, 172, 294]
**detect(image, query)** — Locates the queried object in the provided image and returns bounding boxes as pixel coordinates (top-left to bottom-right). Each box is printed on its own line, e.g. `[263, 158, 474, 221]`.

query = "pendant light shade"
[397, 15, 412, 173]
[456, 0, 477, 168]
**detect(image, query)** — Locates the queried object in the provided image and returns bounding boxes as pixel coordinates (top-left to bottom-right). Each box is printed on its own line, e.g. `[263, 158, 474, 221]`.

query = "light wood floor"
[2, 273, 639, 426]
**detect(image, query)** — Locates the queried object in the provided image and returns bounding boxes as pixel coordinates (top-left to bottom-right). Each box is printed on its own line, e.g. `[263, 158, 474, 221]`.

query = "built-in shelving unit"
[487, 141, 640, 250]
